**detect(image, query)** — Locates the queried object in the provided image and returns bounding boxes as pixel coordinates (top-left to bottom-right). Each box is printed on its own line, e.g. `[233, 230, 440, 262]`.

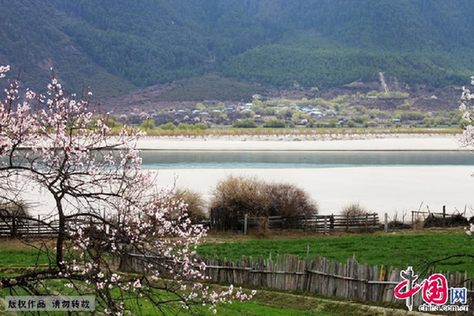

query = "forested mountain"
[1, 0, 473, 97]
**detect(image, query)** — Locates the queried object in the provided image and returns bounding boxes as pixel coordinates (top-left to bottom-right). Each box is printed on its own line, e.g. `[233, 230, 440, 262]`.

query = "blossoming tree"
[0, 65, 252, 314]
[460, 76, 474, 148]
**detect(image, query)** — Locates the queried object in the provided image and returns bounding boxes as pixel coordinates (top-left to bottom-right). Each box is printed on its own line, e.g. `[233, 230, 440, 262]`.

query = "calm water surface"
[141, 150, 474, 169]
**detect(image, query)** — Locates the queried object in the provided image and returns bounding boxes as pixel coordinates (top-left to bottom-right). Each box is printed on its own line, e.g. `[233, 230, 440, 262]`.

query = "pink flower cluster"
[460, 76, 474, 148]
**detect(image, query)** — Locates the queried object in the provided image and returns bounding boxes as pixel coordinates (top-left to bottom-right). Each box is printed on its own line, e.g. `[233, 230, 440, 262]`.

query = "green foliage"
[195, 102, 206, 111]
[367, 91, 410, 99]
[397, 111, 426, 121]
[140, 118, 156, 130]
[104, 117, 123, 129]
[194, 123, 208, 130]
[177, 123, 208, 130]
[2, 0, 474, 98]
[158, 122, 176, 130]
[233, 118, 257, 128]
[223, 44, 473, 88]
[263, 118, 286, 128]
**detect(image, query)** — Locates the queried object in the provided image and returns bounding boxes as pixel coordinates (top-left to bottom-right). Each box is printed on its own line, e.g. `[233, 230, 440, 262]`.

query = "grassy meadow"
[0, 230, 474, 275]
[198, 231, 474, 275]
[1, 230, 472, 315]
[1, 230, 472, 274]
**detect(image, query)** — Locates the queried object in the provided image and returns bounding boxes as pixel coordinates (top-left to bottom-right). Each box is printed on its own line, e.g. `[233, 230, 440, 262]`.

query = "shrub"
[178, 123, 208, 130]
[178, 123, 189, 129]
[0, 199, 30, 218]
[398, 111, 425, 122]
[232, 118, 257, 128]
[210, 177, 265, 230]
[387, 220, 411, 230]
[263, 118, 286, 128]
[140, 118, 156, 130]
[174, 189, 207, 222]
[159, 122, 176, 130]
[210, 176, 317, 231]
[424, 213, 468, 228]
[340, 203, 368, 217]
[256, 217, 269, 237]
[193, 123, 208, 130]
[339, 203, 369, 227]
[264, 183, 318, 218]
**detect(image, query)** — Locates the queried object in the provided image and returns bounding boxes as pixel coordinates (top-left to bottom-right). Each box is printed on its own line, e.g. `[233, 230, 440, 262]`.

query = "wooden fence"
[0, 215, 57, 237]
[242, 213, 380, 234]
[0, 215, 106, 238]
[122, 254, 473, 307]
[0, 212, 384, 237]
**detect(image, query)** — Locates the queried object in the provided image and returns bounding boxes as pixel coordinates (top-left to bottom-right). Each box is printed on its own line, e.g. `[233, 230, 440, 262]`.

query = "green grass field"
[1, 231, 472, 315]
[198, 231, 474, 275]
[1, 231, 472, 274]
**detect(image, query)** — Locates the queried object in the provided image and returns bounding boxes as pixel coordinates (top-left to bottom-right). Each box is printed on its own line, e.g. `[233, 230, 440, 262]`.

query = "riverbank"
[137, 134, 469, 151]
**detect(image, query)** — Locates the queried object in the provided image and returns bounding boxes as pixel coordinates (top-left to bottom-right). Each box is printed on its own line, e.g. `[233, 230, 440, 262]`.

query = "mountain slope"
[0, 0, 136, 96]
[1, 0, 473, 98]
[222, 38, 473, 88]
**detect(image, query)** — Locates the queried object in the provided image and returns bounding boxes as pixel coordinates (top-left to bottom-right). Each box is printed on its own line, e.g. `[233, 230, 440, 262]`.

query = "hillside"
[1, 0, 474, 99]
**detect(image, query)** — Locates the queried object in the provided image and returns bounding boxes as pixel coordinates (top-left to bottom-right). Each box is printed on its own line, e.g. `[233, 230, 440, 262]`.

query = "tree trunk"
[55, 197, 65, 266]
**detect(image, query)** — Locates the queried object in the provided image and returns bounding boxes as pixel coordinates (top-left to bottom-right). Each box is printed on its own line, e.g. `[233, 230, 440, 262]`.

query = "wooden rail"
[0, 215, 104, 238]
[241, 213, 380, 233]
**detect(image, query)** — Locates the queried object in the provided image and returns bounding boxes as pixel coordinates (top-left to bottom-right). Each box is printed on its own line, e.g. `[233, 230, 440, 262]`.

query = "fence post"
[244, 214, 248, 235]
[365, 213, 368, 232]
[324, 216, 328, 232]
[442, 205, 446, 227]
[38, 214, 41, 235]
[118, 246, 134, 273]
[411, 211, 415, 229]
[384, 213, 388, 233]
[11, 217, 16, 238]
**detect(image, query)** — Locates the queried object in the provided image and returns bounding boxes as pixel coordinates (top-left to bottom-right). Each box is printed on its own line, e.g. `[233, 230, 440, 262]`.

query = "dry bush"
[387, 220, 411, 230]
[0, 199, 30, 218]
[339, 203, 372, 231]
[413, 215, 424, 230]
[174, 189, 208, 222]
[256, 217, 269, 237]
[210, 176, 267, 230]
[424, 213, 468, 228]
[210, 176, 317, 231]
[340, 203, 369, 227]
[340, 203, 368, 217]
[264, 183, 318, 218]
